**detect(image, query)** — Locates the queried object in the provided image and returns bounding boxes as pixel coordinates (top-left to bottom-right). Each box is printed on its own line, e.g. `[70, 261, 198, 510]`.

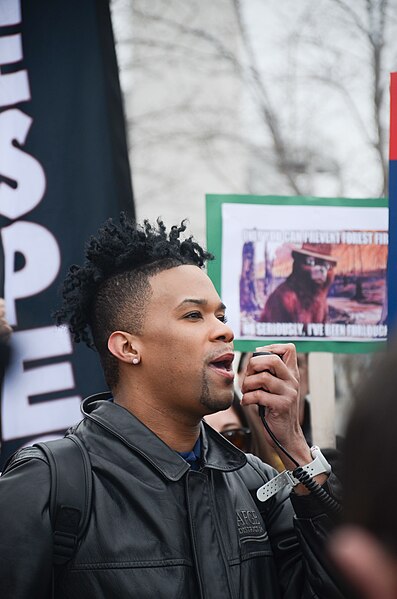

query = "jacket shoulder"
[0, 447, 53, 598]
[238, 453, 278, 489]
[3, 445, 48, 474]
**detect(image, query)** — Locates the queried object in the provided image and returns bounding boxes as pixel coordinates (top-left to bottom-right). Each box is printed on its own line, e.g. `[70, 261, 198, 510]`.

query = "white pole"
[307, 353, 336, 448]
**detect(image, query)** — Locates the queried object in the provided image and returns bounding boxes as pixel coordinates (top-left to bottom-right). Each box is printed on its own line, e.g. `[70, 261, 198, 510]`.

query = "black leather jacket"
[0, 393, 344, 598]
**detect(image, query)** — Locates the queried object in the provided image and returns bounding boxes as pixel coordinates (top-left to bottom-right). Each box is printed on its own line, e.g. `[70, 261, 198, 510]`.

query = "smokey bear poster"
[206, 195, 388, 353]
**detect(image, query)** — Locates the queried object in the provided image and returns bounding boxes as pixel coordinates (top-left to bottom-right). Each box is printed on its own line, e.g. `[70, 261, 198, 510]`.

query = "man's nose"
[213, 319, 234, 343]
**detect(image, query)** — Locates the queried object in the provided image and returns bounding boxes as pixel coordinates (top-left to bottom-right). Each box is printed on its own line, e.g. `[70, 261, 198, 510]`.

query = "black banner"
[0, 0, 134, 466]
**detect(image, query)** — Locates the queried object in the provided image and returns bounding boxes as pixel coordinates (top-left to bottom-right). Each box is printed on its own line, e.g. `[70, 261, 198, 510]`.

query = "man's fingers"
[242, 370, 286, 396]
[254, 343, 298, 376]
[248, 351, 291, 381]
[242, 372, 298, 413]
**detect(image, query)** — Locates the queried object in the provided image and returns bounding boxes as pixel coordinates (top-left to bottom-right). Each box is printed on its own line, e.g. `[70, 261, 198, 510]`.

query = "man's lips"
[208, 353, 235, 381]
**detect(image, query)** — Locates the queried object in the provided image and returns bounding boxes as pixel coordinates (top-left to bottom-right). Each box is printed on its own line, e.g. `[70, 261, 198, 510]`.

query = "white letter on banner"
[1, 221, 61, 326]
[1, 326, 81, 441]
[0, 0, 21, 27]
[0, 34, 30, 107]
[0, 109, 46, 218]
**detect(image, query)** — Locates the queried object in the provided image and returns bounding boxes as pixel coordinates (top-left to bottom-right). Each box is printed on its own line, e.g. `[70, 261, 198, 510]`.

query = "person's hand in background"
[0, 299, 12, 342]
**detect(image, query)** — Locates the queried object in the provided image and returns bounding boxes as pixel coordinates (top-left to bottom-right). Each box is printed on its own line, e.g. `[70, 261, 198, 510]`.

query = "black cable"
[260, 404, 341, 515]
[258, 405, 299, 467]
[292, 467, 342, 515]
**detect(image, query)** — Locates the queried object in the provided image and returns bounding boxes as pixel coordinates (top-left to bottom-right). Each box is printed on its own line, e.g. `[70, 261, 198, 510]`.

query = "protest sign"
[207, 195, 388, 353]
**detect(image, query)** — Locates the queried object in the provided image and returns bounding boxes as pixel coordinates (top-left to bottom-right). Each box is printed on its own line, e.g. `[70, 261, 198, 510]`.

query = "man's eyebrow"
[176, 299, 227, 310]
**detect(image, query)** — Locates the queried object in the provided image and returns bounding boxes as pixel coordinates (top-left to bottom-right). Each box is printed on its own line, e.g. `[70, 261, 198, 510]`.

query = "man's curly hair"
[54, 213, 213, 389]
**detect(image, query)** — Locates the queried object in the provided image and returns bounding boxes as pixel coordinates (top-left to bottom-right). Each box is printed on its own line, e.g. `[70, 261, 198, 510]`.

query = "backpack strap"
[35, 435, 92, 566]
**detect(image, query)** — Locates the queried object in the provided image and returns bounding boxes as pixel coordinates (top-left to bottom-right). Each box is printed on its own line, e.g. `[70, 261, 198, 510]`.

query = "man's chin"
[200, 392, 234, 415]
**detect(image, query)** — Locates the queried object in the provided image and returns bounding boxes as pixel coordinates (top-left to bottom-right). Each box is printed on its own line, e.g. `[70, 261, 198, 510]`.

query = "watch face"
[311, 447, 332, 473]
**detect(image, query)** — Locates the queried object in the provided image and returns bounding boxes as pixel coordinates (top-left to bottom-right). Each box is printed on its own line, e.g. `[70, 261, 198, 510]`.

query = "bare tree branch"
[231, 0, 304, 195]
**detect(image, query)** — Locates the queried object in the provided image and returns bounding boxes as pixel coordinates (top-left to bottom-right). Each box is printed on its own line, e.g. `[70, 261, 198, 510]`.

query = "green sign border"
[206, 194, 388, 354]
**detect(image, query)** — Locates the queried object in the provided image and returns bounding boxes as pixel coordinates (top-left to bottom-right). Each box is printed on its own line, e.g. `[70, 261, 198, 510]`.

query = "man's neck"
[113, 386, 201, 453]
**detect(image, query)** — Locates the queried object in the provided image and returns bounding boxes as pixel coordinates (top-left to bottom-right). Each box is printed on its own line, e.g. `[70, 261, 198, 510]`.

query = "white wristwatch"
[256, 446, 331, 502]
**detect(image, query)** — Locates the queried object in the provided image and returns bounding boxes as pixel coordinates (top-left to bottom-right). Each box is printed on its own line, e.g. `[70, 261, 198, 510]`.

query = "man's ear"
[108, 331, 141, 365]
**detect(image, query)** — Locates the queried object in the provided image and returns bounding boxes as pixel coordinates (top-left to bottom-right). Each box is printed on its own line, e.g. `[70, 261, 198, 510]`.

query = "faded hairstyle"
[54, 213, 213, 389]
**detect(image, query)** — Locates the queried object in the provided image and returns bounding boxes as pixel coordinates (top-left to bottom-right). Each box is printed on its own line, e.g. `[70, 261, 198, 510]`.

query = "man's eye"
[185, 312, 202, 320]
[217, 314, 228, 323]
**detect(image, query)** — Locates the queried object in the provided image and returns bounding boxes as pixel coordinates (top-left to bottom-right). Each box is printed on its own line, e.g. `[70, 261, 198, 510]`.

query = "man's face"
[139, 265, 235, 419]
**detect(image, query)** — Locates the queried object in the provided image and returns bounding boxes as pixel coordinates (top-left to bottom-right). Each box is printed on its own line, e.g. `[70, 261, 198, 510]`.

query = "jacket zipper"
[185, 470, 205, 599]
[209, 470, 237, 599]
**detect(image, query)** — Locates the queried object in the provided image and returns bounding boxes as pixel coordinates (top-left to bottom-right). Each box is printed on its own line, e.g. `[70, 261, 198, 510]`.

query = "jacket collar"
[81, 392, 247, 482]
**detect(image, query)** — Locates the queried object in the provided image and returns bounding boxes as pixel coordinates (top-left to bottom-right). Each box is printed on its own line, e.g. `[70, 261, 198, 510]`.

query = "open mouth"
[208, 353, 235, 380]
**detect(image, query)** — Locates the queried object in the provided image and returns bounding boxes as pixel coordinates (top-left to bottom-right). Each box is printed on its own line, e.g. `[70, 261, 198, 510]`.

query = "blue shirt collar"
[178, 437, 201, 470]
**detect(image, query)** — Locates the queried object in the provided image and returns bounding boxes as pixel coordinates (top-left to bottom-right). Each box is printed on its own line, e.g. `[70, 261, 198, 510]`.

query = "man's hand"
[241, 343, 312, 472]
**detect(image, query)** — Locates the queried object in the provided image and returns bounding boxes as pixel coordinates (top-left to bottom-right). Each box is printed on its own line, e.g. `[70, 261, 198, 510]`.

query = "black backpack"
[35, 434, 93, 566]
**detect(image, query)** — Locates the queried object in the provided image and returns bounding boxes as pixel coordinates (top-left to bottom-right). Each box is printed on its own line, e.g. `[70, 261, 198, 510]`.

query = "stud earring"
[132, 358, 139, 365]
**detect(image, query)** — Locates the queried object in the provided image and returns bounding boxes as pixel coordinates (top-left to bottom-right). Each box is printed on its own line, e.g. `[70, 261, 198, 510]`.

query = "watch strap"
[256, 469, 298, 502]
[256, 446, 331, 502]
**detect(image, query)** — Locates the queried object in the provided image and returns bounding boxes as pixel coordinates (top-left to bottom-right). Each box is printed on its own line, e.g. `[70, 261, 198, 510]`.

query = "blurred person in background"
[204, 393, 252, 453]
[0, 298, 12, 459]
[0, 298, 12, 343]
[0, 298, 12, 386]
[329, 341, 397, 599]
